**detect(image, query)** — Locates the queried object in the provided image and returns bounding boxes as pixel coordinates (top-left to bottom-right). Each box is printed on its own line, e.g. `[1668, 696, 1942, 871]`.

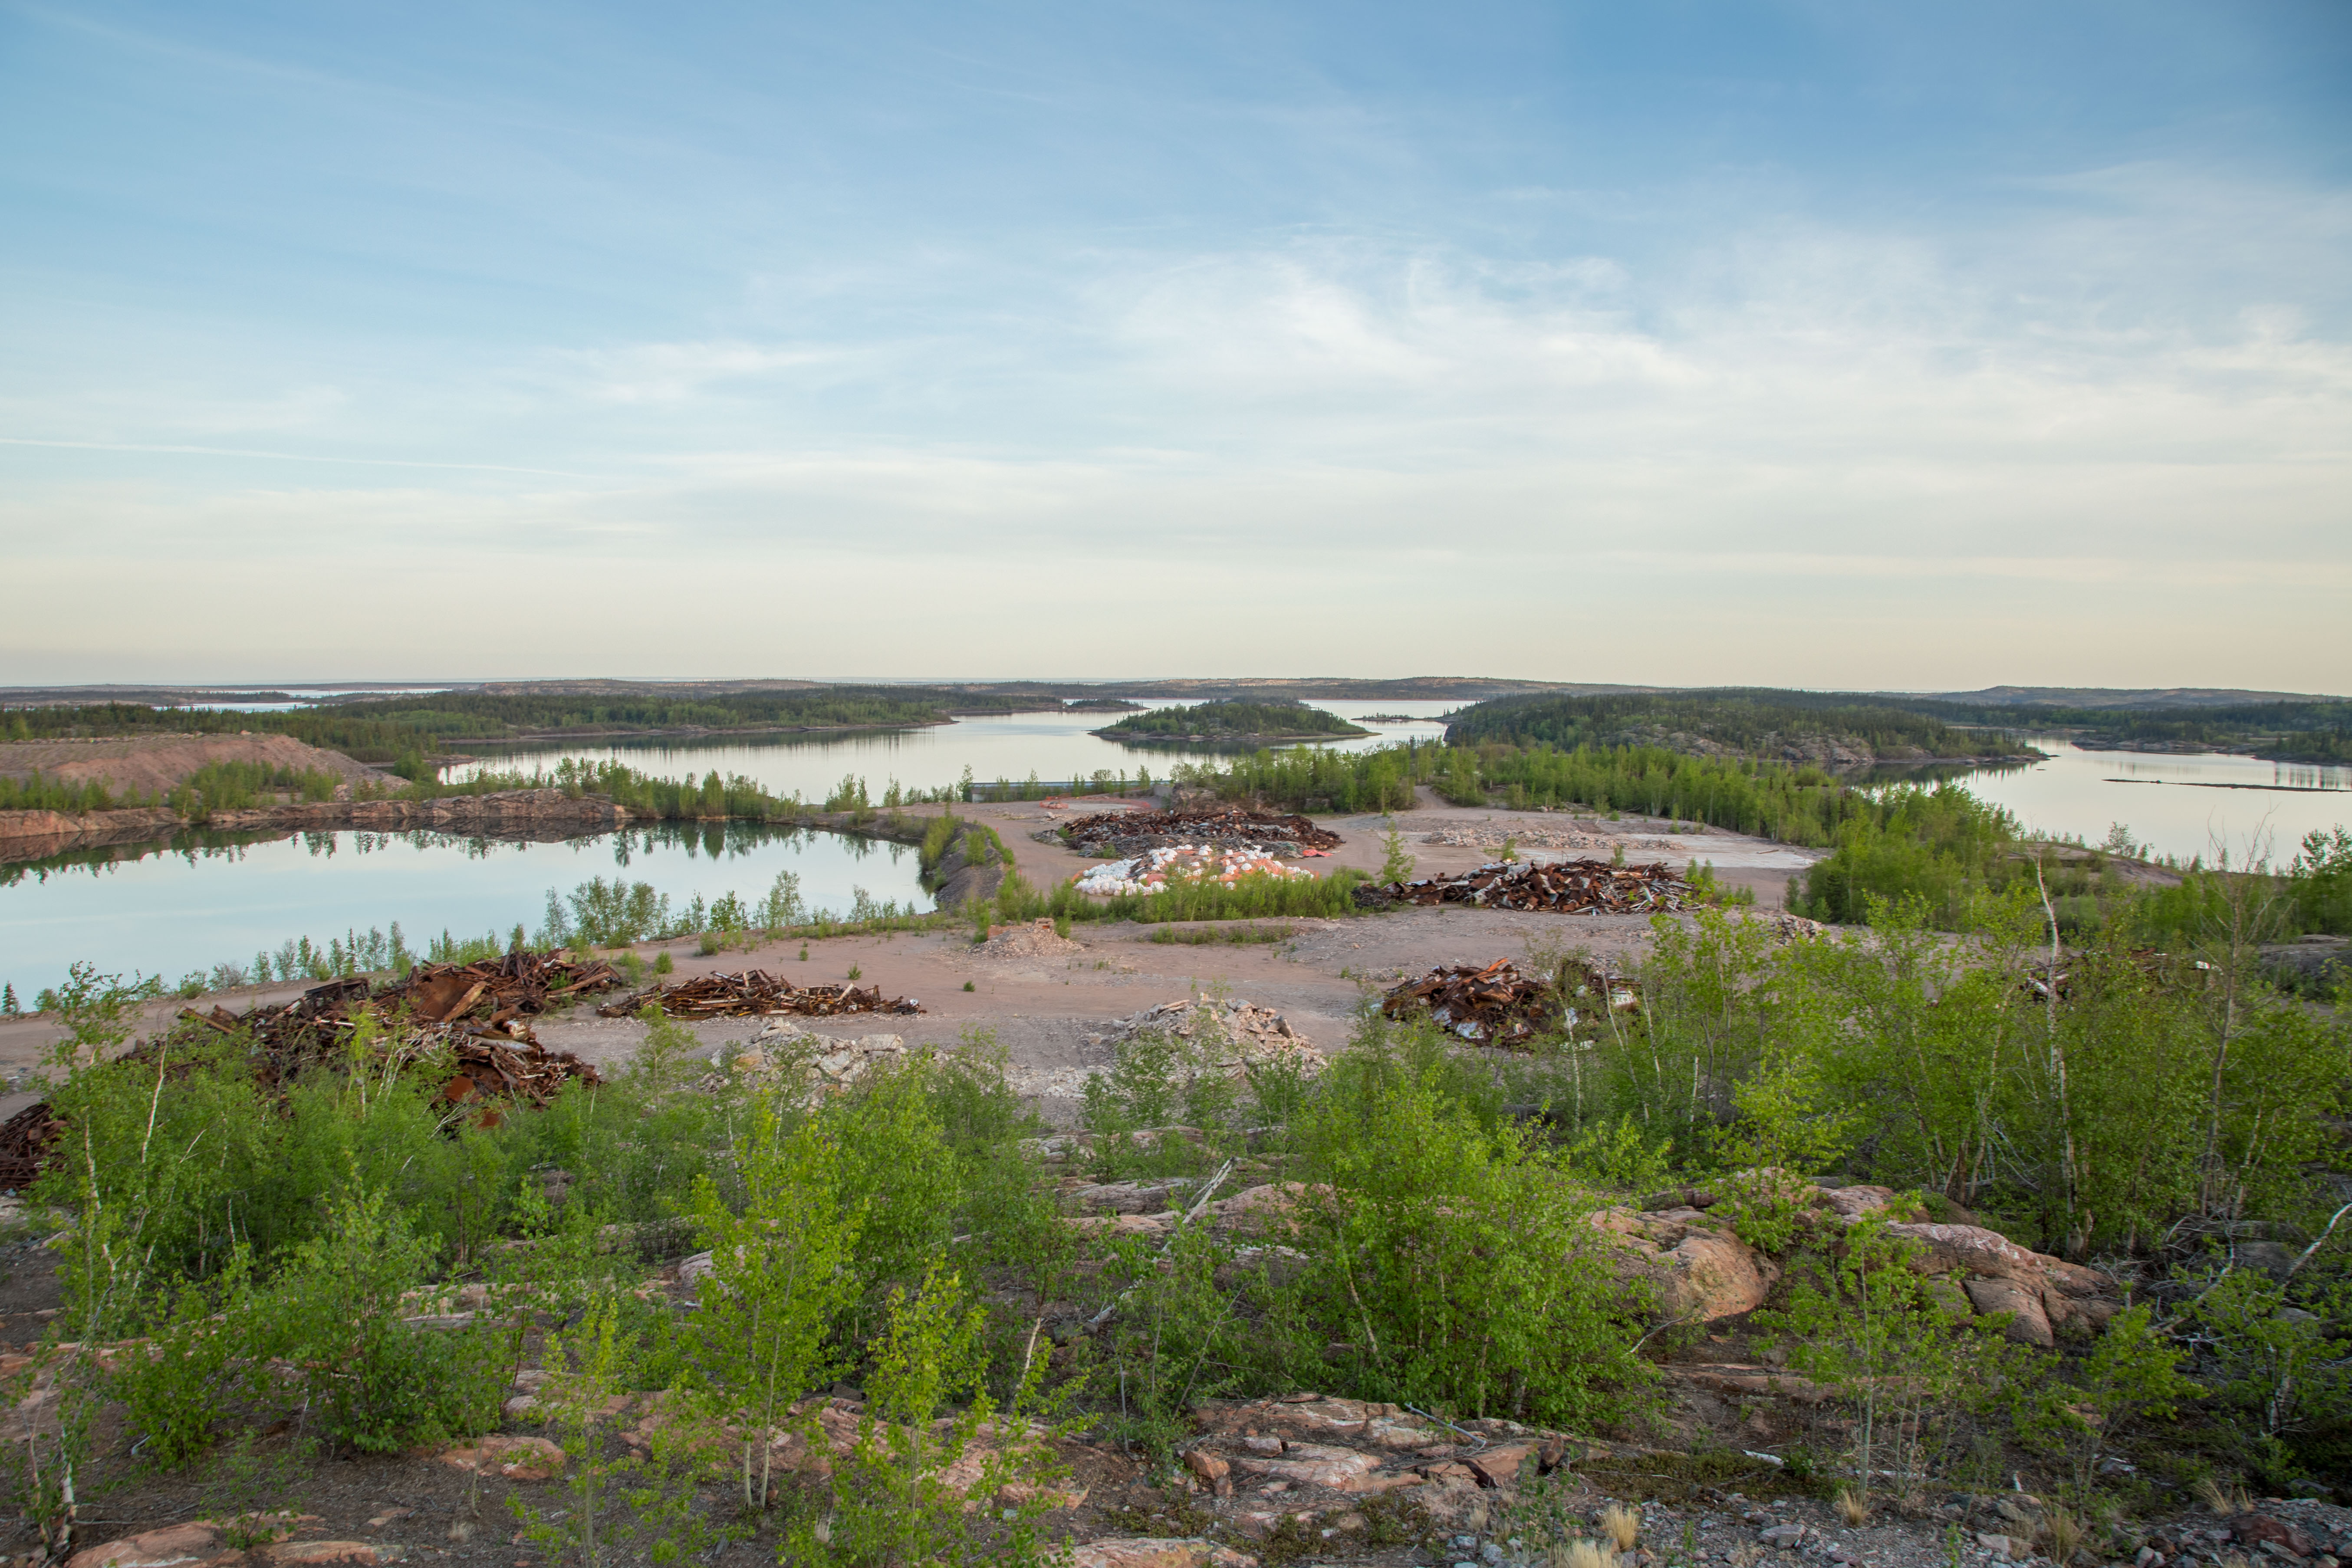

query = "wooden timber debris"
[599, 970, 923, 1020]
[1353, 857, 1694, 914]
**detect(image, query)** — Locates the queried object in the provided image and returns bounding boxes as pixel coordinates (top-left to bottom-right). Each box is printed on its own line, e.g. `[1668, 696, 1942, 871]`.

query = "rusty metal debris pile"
[599, 970, 923, 1020]
[1058, 805, 1342, 860]
[0, 952, 625, 1190]
[1381, 960, 1557, 1045]
[1383, 957, 1642, 1046]
[175, 952, 622, 1105]
[1354, 857, 1694, 914]
[0, 1103, 59, 1191]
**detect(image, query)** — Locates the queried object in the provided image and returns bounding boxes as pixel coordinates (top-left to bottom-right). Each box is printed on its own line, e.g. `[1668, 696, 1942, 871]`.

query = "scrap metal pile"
[599, 970, 923, 1020]
[1059, 805, 1342, 860]
[175, 952, 621, 1101]
[1353, 857, 1694, 914]
[0, 1103, 59, 1191]
[0, 951, 624, 1190]
[1383, 958, 1642, 1046]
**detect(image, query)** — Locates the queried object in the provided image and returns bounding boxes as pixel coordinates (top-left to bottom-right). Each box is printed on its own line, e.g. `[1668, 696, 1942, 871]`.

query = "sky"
[2, 1, 2347, 691]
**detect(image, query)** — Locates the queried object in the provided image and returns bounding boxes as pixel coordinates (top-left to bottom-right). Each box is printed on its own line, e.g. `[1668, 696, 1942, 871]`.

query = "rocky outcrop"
[1589, 1178, 2124, 1339]
[924, 820, 1008, 911]
[1591, 1204, 1780, 1321]
[1069, 1543, 1260, 1568]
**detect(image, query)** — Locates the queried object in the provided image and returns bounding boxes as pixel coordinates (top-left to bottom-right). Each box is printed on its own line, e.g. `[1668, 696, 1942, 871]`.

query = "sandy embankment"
[0, 732, 385, 797]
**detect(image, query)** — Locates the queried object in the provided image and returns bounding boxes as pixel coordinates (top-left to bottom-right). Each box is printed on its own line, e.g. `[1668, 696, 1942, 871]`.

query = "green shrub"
[684, 1103, 862, 1510]
[1292, 1059, 1652, 1425]
[261, 1183, 502, 1453]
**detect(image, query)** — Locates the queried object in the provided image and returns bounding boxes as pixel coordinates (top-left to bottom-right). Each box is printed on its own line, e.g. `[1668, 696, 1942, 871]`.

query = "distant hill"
[1928, 686, 2343, 709]
[1446, 689, 2033, 770]
[1094, 699, 1372, 744]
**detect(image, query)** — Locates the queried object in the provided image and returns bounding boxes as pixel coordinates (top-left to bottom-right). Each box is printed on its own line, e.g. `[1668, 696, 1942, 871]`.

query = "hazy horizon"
[5, 3, 2346, 688]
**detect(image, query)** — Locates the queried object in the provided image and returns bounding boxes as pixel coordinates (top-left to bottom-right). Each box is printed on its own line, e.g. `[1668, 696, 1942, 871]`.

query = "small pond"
[1, 821, 923, 1000]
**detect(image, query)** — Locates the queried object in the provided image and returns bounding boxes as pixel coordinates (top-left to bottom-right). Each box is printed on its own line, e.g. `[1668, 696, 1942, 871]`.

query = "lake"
[8, 704, 2344, 1002]
[0, 821, 924, 1001]
[439, 699, 1457, 801]
[1947, 734, 2349, 865]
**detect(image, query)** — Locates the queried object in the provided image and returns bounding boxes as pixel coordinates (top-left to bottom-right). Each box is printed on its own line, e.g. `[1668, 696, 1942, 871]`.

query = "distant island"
[1092, 699, 1372, 745]
[1061, 697, 1145, 712]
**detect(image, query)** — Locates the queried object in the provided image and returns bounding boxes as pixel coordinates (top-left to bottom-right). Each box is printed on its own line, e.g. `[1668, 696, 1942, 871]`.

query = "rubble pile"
[0, 958, 622, 1189]
[1073, 845, 1311, 897]
[980, 917, 1087, 957]
[386, 950, 629, 1022]
[712, 1019, 913, 1098]
[1353, 858, 1694, 914]
[1421, 821, 1678, 854]
[172, 965, 610, 1109]
[1380, 959, 1559, 1045]
[1059, 806, 1341, 860]
[1092, 998, 1325, 1076]
[598, 970, 923, 1019]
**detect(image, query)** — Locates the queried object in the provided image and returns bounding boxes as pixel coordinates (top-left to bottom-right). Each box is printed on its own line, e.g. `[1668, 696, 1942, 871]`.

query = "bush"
[1292, 1056, 1653, 1426]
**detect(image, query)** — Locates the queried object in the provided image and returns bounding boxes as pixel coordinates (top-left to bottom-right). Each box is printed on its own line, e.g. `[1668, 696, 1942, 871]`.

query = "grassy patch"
[1147, 923, 1294, 945]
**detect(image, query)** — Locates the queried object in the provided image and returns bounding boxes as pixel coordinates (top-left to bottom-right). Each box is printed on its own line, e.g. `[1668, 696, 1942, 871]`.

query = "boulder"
[1070, 1180, 1189, 1215]
[69, 1524, 230, 1568]
[1589, 1207, 1777, 1321]
[2233, 1517, 2318, 1558]
[436, 1434, 566, 1482]
[1660, 1232, 1779, 1320]
[1815, 1186, 1897, 1219]
[1880, 1222, 2106, 1298]
[1227, 1439, 1421, 1493]
[2233, 1243, 2298, 1283]
[1963, 1277, 2054, 1347]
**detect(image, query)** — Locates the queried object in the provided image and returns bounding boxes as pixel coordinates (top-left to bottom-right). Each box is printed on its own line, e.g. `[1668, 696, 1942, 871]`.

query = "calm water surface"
[20, 704, 2338, 1000]
[1949, 735, 2349, 864]
[0, 823, 923, 999]
[440, 700, 1457, 800]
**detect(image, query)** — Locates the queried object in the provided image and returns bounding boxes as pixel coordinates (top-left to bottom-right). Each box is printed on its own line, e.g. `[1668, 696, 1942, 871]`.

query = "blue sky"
[3, 1, 2347, 688]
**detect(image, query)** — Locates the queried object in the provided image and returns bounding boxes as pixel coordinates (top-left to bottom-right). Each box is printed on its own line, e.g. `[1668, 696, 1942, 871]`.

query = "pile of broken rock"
[1089, 998, 1326, 1078]
[704, 1019, 913, 1098]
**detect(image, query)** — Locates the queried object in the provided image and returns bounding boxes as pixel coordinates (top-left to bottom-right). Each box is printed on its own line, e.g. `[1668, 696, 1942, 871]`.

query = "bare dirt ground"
[0, 733, 386, 796]
[0, 905, 1661, 1131]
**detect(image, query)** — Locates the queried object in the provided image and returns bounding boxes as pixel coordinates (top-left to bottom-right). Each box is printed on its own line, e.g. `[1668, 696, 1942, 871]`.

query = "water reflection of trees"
[2, 818, 916, 900]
